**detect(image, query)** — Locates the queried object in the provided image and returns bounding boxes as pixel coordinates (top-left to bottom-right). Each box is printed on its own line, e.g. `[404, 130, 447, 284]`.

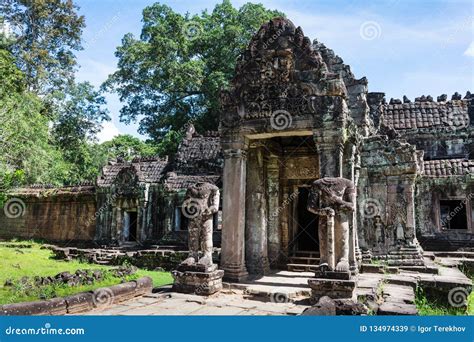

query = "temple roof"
[174, 130, 222, 175]
[381, 98, 471, 131]
[163, 174, 221, 192]
[422, 159, 474, 177]
[97, 157, 169, 186]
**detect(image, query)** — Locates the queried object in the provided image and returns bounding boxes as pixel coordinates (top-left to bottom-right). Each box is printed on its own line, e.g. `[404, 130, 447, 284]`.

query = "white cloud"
[97, 121, 121, 143]
[464, 42, 474, 57]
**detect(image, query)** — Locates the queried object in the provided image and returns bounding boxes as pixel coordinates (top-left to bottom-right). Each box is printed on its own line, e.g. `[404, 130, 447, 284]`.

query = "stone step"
[293, 251, 320, 258]
[288, 256, 320, 264]
[287, 263, 317, 272]
[433, 251, 474, 258]
[378, 284, 417, 315]
[398, 265, 438, 274]
[95, 260, 112, 265]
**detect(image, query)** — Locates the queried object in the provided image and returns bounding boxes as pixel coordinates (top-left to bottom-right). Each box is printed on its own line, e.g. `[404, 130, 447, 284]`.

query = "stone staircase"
[372, 245, 424, 266]
[287, 251, 320, 272]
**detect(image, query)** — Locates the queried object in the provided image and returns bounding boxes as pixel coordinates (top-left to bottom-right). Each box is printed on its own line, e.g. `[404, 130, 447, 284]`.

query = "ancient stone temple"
[218, 17, 473, 281]
[0, 17, 472, 284]
[94, 127, 223, 246]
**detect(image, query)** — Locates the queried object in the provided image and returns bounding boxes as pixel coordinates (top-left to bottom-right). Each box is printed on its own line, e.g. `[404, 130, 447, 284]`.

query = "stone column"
[344, 143, 359, 274]
[245, 146, 269, 275]
[314, 133, 344, 178]
[353, 163, 362, 265]
[403, 174, 417, 244]
[266, 154, 280, 268]
[279, 180, 290, 263]
[220, 148, 249, 282]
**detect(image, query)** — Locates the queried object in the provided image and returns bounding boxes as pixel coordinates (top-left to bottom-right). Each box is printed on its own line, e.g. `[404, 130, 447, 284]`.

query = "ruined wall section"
[0, 186, 96, 242]
[415, 162, 474, 250]
[358, 137, 421, 256]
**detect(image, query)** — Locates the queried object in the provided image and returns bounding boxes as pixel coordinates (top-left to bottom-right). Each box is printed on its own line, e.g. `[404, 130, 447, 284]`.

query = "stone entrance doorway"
[294, 186, 319, 252]
[123, 211, 138, 242]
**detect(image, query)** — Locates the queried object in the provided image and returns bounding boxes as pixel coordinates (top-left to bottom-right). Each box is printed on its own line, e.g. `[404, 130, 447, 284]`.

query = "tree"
[101, 134, 158, 161]
[51, 81, 110, 184]
[52, 81, 110, 150]
[104, 0, 282, 142]
[0, 48, 70, 191]
[0, 0, 85, 95]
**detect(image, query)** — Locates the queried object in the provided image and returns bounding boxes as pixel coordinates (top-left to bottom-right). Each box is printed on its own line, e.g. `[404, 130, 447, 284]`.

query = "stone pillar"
[114, 207, 122, 242]
[353, 163, 362, 265]
[220, 148, 249, 282]
[245, 146, 270, 275]
[279, 180, 290, 263]
[314, 134, 344, 178]
[403, 175, 417, 244]
[344, 143, 359, 274]
[266, 154, 280, 268]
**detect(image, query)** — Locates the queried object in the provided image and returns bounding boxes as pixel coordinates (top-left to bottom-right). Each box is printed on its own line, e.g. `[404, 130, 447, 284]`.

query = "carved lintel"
[223, 149, 247, 160]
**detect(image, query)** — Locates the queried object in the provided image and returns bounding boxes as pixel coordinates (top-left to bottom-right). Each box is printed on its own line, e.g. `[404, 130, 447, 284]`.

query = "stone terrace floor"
[81, 265, 471, 316]
[82, 290, 310, 316]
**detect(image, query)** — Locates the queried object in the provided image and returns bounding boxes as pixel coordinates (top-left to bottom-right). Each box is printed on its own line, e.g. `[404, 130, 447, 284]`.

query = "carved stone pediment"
[220, 17, 347, 130]
[113, 166, 140, 196]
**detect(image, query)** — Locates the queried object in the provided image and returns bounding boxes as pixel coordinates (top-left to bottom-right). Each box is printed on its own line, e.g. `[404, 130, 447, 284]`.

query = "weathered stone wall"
[358, 137, 420, 255]
[416, 177, 474, 250]
[0, 193, 96, 242]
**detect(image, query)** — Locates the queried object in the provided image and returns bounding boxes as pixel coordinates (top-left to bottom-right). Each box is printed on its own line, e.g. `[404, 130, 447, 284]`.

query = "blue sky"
[74, 0, 474, 142]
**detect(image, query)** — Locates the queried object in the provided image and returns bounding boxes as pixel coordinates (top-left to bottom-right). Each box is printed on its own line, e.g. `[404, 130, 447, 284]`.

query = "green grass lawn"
[0, 241, 173, 305]
[415, 284, 474, 316]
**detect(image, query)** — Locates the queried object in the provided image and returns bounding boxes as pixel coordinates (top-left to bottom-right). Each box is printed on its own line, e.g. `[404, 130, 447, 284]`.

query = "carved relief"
[220, 17, 347, 127]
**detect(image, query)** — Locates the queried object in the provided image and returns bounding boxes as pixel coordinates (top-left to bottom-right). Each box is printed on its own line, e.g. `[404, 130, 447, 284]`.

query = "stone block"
[301, 296, 368, 316]
[308, 278, 356, 303]
[65, 292, 95, 314]
[172, 269, 224, 296]
[314, 270, 351, 280]
[1, 298, 67, 316]
[134, 276, 153, 295]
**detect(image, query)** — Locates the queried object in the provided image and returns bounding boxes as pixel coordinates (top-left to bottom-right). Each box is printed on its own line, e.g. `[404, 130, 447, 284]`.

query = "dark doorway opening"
[128, 211, 138, 241]
[295, 187, 319, 251]
[440, 200, 468, 230]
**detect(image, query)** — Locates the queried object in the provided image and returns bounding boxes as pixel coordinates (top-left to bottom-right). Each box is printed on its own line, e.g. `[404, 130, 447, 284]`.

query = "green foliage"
[101, 134, 158, 161]
[49, 81, 110, 184]
[52, 82, 110, 149]
[0, 48, 70, 189]
[0, 2, 108, 188]
[1, 0, 85, 95]
[155, 130, 182, 157]
[104, 0, 283, 141]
